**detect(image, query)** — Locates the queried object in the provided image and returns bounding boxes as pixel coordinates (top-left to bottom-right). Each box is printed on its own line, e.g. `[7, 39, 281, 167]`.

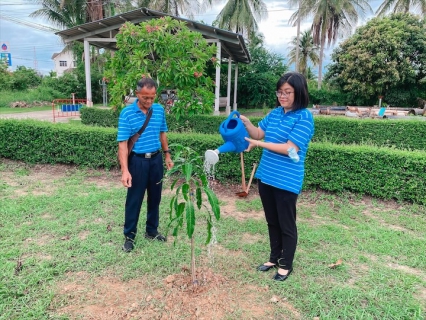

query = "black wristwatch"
[163, 149, 171, 154]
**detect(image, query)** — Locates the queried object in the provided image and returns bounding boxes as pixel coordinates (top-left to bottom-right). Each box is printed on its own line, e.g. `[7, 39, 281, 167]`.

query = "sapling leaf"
[177, 202, 185, 218]
[173, 226, 179, 237]
[170, 178, 179, 190]
[196, 187, 202, 210]
[205, 215, 212, 244]
[183, 163, 193, 182]
[170, 195, 178, 219]
[186, 201, 195, 238]
[182, 183, 189, 201]
[200, 174, 208, 187]
[204, 186, 220, 220]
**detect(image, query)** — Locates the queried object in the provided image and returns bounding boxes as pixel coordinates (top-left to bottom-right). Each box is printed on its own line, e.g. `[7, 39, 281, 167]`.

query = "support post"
[226, 59, 232, 116]
[214, 42, 221, 115]
[84, 39, 93, 106]
[233, 63, 238, 111]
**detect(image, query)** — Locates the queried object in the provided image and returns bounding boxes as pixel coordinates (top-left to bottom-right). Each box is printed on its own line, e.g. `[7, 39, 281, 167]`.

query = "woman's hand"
[244, 137, 259, 152]
[240, 115, 251, 126]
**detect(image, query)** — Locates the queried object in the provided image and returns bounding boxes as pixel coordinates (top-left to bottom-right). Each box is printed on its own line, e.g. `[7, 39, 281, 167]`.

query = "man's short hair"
[136, 78, 158, 91]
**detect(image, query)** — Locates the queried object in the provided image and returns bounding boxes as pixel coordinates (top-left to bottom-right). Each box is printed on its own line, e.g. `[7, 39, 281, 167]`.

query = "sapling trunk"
[191, 235, 197, 285]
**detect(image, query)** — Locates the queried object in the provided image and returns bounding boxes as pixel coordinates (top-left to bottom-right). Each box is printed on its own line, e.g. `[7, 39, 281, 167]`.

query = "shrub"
[1, 119, 425, 205]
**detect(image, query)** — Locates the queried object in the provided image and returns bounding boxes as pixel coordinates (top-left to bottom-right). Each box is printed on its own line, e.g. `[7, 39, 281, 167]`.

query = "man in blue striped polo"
[117, 77, 174, 252]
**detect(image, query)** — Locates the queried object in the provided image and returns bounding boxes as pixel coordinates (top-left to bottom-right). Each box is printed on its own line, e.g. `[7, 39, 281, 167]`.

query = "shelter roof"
[55, 7, 251, 64]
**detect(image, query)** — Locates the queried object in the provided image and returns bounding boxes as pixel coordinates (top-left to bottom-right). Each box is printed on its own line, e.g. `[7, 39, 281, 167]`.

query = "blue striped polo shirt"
[117, 100, 168, 153]
[255, 107, 314, 194]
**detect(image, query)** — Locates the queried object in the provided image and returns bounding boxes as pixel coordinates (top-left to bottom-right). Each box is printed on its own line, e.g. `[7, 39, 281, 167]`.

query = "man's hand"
[165, 155, 174, 170]
[121, 171, 132, 188]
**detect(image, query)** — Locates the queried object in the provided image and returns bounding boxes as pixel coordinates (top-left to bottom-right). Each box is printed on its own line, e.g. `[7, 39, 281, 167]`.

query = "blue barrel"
[217, 111, 249, 153]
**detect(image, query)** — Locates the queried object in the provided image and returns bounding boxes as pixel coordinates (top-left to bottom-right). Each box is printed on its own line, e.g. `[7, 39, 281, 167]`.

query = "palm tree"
[29, 0, 88, 29]
[291, 0, 372, 89]
[288, 30, 320, 77]
[213, 0, 268, 39]
[376, 0, 426, 16]
[134, 0, 210, 18]
[305, 66, 317, 81]
[286, 0, 302, 71]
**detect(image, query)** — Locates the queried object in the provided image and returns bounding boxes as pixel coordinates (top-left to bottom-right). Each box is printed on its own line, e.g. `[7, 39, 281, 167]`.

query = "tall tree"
[213, 0, 268, 39]
[286, 0, 302, 71]
[376, 0, 426, 16]
[134, 0, 211, 18]
[325, 13, 426, 107]
[291, 0, 372, 89]
[29, 0, 88, 29]
[287, 30, 320, 77]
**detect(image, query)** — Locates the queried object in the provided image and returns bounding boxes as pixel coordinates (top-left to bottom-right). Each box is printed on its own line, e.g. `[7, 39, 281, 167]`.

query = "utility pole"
[33, 46, 38, 70]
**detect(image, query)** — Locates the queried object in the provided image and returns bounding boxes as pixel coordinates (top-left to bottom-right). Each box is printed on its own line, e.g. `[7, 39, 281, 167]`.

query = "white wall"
[52, 50, 76, 77]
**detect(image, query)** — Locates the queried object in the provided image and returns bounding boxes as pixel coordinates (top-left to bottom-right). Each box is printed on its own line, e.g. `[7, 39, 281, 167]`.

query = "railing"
[52, 98, 87, 123]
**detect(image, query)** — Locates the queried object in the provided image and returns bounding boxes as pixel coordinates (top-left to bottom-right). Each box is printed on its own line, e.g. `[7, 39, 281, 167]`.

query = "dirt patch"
[386, 263, 426, 282]
[51, 268, 277, 319]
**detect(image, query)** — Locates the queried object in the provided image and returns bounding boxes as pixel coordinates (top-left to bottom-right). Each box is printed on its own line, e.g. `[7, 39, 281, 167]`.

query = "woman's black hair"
[276, 72, 309, 111]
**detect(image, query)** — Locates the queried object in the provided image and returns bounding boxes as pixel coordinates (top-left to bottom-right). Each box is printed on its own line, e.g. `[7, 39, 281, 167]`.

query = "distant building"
[51, 49, 76, 77]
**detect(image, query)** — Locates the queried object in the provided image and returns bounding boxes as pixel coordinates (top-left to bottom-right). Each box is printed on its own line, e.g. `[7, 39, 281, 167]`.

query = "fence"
[52, 98, 87, 123]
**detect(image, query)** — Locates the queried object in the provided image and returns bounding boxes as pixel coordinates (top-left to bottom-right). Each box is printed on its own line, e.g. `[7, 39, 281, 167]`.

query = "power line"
[13, 56, 53, 62]
[0, 14, 59, 32]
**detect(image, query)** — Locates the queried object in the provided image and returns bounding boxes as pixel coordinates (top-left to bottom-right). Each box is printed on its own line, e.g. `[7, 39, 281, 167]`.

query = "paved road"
[0, 110, 80, 123]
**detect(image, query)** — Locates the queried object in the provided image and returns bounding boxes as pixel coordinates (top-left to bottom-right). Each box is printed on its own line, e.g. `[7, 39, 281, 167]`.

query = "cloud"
[0, 0, 386, 77]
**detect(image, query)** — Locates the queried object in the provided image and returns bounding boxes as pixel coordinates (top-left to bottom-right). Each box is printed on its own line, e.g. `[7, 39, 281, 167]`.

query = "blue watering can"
[204, 111, 249, 165]
[216, 110, 249, 154]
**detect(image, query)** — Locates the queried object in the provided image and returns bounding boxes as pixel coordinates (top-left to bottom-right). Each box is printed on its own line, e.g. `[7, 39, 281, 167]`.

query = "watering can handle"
[223, 110, 240, 132]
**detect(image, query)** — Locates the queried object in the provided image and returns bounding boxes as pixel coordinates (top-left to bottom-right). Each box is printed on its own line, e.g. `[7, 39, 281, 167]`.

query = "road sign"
[1, 42, 10, 52]
[0, 53, 12, 66]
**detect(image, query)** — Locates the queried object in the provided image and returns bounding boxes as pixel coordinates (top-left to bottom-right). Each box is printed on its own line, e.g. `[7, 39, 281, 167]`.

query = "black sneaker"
[122, 237, 134, 252]
[144, 232, 167, 242]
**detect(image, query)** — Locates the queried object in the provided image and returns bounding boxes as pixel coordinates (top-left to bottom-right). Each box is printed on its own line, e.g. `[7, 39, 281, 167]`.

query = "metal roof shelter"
[55, 7, 251, 114]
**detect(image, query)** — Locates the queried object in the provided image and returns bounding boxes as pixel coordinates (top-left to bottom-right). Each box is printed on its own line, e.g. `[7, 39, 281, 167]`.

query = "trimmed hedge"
[80, 106, 120, 128]
[1, 119, 425, 204]
[313, 117, 426, 150]
[81, 108, 426, 150]
[167, 114, 426, 151]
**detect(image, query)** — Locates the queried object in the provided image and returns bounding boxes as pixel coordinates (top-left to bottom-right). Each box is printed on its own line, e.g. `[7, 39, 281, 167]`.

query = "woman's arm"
[240, 115, 265, 140]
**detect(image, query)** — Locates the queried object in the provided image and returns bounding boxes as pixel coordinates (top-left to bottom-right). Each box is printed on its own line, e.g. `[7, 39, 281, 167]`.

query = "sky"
[0, 0, 384, 75]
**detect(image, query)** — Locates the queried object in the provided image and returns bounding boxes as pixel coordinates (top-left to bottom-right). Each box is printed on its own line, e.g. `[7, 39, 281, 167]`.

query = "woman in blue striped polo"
[240, 72, 315, 281]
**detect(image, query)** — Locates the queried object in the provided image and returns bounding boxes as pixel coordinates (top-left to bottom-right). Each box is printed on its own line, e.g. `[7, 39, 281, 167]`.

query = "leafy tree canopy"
[325, 13, 426, 107]
[104, 17, 216, 119]
[237, 43, 288, 108]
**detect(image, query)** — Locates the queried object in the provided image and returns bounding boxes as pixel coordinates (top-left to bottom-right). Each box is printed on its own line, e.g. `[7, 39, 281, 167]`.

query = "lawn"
[0, 159, 425, 319]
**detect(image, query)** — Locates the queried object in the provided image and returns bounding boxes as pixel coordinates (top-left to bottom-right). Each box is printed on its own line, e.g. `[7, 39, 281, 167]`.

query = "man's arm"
[160, 132, 174, 170]
[118, 141, 132, 187]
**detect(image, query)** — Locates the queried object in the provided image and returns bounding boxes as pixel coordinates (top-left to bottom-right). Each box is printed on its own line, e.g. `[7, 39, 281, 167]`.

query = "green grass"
[0, 105, 52, 114]
[0, 88, 61, 108]
[0, 160, 425, 319]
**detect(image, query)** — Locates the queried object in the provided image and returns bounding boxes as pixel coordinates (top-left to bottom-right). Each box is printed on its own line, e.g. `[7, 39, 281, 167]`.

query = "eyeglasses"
[139, 95, 156, 101]
[275, 91, 294, 98]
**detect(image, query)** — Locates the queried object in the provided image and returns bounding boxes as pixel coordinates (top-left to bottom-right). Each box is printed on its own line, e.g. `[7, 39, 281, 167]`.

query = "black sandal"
[273, 258, 293, 281]
[256, 262, 276, 272]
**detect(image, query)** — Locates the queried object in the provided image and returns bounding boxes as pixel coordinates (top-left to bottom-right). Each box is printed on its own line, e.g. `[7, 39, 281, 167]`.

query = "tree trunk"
[317, 33, 326, 89]
[295, 2, 301, 72]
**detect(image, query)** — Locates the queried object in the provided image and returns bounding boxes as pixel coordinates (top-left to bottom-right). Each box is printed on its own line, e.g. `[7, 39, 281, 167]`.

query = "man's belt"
[131, 150, 160, 158]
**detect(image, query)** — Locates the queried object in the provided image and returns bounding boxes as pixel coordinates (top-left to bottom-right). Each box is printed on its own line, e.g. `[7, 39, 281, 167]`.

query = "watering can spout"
[217, 141, 237, 154]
